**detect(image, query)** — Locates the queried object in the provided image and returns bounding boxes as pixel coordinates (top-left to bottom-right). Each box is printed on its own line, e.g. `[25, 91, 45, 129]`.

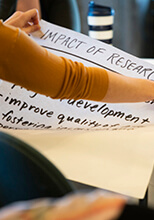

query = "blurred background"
[77, 0, 154, 58]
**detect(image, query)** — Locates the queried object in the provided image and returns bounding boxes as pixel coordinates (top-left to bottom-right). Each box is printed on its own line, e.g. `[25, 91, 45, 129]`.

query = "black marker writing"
[11, 84, 38, 99]
[40, 29, 86, 49]
[57, 113, 101, 128]
[61, 99, 140, 123]
[1, 110, 52, 129]
[86, 46, 106, 56]
[107, 53, 154, 80]
[4, 95, 54, 118]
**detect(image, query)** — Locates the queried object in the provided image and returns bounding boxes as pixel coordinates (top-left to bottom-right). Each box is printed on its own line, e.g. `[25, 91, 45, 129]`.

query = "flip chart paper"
[6, 127, 154, 199]
[1, 20, 154, 198]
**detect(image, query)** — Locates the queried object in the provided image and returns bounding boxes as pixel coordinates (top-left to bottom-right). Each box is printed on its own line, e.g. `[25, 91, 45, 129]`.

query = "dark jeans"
[0, 0, 81, 31]
[118, 204, 154, 220]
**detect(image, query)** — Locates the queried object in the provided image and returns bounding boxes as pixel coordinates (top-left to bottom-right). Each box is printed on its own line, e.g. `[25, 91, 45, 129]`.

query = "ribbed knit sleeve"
[0, 20, 108, 101]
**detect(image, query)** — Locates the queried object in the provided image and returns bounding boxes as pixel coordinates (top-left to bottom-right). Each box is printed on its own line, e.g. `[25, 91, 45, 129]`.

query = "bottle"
[87, 1, 115, 45]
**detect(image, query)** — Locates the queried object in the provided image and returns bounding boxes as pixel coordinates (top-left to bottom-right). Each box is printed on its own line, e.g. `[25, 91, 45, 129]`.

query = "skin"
[4, 8, 40, 34]
[2, 9, 154, 103]
[16, 0, 42, 18]
[102, 70, 154, 103]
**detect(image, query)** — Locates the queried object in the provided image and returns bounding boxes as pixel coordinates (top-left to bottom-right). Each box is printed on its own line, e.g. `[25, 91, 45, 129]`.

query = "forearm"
[102, 70, 154, 103]
[16, 0, 41, 18]
[0, 21, 108, 101]
[1, 21, 154, 103]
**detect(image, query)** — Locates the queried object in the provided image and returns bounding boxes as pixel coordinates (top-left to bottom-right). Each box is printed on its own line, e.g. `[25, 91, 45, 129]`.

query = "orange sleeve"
[0, 21, 108, 101]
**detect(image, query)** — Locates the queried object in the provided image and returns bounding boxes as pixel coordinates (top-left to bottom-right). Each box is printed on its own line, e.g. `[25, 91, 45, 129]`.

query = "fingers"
[22, 24, 41, 34]
[4, 11, 23, 26]
[22, 8, 40, 25]
[4, 9, 41, 34]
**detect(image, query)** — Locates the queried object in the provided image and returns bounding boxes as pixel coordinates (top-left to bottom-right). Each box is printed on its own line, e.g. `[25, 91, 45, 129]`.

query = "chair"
[0, 131, 75, 208]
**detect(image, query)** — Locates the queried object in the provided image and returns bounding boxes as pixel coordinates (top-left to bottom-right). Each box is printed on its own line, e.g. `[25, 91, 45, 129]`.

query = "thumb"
[23, 9, 40, 25]
[22, 24, 41, 34]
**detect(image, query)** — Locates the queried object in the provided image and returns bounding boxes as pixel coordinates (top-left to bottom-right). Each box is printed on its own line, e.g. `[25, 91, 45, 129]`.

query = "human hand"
[4, 9, 41, 34]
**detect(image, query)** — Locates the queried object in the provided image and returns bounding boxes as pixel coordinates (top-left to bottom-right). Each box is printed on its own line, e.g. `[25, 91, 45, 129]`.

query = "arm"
[0, 20, 108, 101]
[16, 0, 41, 18]
[102, 70, 154, 103]
[0, 191, 125, 220]
[1, 10, 154, 103]
[4, 8, 40, 34]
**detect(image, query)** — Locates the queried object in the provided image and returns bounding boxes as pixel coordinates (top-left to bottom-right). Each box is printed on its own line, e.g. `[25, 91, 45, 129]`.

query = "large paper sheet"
[1, 20, 154, 199]
[6, 127, 154, 200]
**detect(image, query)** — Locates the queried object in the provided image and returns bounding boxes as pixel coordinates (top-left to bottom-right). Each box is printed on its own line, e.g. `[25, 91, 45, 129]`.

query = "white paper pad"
[4, 127, 154, 199]
[1, 20, 154, 199]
